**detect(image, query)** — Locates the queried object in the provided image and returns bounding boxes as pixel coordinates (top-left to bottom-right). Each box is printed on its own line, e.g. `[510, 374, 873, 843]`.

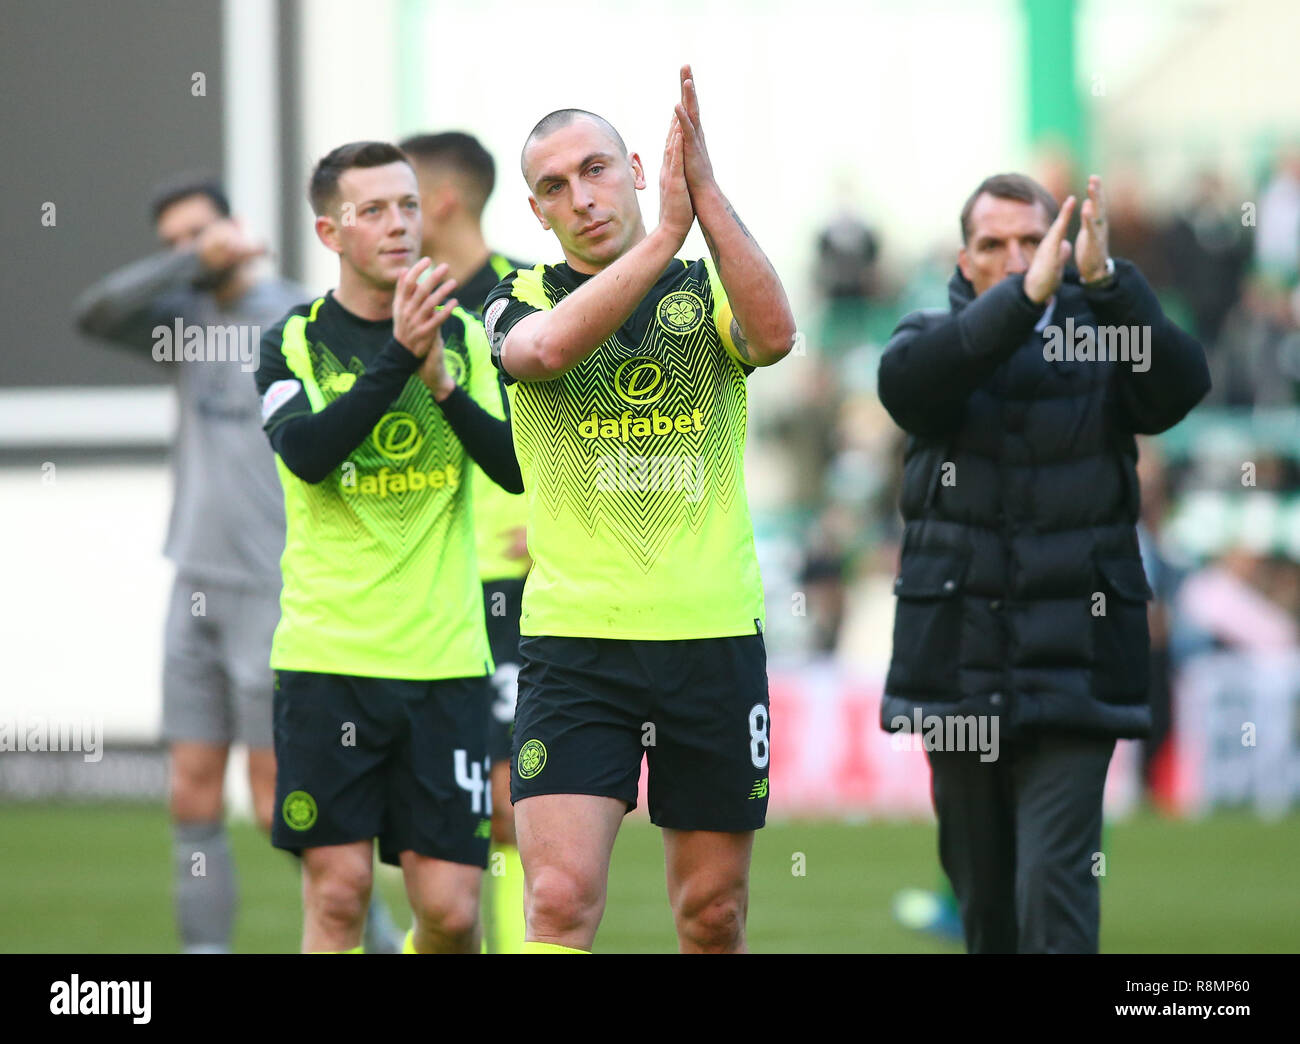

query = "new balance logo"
[748, 778, 768, 800]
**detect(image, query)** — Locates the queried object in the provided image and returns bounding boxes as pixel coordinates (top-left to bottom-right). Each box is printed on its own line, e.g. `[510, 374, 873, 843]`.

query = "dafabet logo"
[580, 357, 707, 443]
[614, 357, 667, 405]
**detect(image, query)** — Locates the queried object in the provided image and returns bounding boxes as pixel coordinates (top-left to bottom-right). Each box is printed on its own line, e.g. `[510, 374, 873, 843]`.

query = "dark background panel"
[0, 0, 225, 387]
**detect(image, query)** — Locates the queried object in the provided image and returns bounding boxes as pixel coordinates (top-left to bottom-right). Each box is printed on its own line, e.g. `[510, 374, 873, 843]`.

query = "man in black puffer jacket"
[877, 173, 1209, 953]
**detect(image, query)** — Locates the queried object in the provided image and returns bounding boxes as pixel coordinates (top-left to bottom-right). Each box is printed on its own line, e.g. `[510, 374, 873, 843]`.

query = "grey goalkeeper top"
[75, 250, 307, 590]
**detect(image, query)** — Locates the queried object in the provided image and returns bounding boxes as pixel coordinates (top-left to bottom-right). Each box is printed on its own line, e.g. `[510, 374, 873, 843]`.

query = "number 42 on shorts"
[454, 750, 493, 816]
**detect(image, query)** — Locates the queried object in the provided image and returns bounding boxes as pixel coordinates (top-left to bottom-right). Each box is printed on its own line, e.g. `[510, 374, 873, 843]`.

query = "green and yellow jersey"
[462, 253, 531, 584]
[255, 292, 501, 679]
[483, 257, 765, 640]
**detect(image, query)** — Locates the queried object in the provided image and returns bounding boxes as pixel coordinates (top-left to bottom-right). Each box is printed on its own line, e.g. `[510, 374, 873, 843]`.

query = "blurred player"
[73, 178, 399, 953]
[256, 141, 522, 953]
[399, 132, 529, 317]
[400, 131, 531, 953]
[486, 66, 797, 953]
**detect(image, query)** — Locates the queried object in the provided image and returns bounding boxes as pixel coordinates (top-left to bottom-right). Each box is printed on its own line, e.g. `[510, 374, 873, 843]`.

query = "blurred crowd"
[768, 146, 1300, 799]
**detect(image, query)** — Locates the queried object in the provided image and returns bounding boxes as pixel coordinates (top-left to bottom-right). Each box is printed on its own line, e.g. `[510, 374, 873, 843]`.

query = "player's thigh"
[301, 839, 375, 903]
[510, 636, 650, 902]
[645, 634, 770, 832]
[661, 827, 755, 913]
[515, 793, 625, 901]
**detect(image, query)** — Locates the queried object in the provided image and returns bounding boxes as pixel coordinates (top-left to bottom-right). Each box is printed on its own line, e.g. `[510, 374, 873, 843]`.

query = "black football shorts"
[510, 634, 770, 832]
[271, 669, 492, 867]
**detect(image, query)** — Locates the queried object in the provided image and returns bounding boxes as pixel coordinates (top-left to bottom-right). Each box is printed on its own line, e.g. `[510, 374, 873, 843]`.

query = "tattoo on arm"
[729, 317, 752, 362]
[701, 203, 755, 269]
[707, 200, 769, 365]
[726, 202, 754, 241]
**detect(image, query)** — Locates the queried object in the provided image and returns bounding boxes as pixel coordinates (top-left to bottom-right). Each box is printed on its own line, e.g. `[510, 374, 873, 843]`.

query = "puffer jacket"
[877, 260, 1209, 739]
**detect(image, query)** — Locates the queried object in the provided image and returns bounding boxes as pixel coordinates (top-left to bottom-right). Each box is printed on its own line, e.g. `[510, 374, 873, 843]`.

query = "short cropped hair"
[149, 176, 230, 225]
[399, 132, 496, 216]
[520, 109, 627, 182]
[960, 173, 1060, 244]
[308, 141, 412, 216]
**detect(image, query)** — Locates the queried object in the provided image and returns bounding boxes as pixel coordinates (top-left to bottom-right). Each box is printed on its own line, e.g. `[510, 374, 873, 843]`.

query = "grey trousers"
[926, 732, 1116, 954]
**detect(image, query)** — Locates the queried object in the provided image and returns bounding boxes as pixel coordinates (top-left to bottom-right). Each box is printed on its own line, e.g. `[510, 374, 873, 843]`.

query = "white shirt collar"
[1034, 296, 1056, 332]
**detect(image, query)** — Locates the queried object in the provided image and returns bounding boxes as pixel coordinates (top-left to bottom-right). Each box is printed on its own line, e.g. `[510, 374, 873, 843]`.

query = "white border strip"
[0, 388, 176, 447]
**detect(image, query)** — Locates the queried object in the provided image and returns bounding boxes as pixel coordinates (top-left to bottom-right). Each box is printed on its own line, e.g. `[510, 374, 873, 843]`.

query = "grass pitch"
[1, 804, 1295, 953]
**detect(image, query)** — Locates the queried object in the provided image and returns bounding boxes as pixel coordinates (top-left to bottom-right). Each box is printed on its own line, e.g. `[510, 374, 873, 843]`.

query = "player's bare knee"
[306, 864, 372, 926]
[312, 888, 369, 930]
[414, 893, 479, 943]
[526, 866, 601, 933]
[169, 770, 223, 820]
[678, 889, 745, 951]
